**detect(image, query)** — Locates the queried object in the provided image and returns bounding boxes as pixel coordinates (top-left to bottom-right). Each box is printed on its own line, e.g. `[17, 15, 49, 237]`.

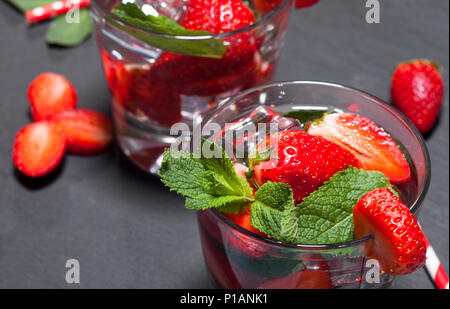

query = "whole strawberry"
[391, 59, 444, 134]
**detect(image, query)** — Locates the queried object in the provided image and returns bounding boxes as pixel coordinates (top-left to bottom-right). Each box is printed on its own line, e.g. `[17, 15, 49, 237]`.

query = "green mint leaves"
[5, 0, 93, 47]
[46, 8, 92, 47]
[277, 167, 390, 244]
[250, 182, 294, 240]
[283, 109, 327, 125]
[109, 3, 226, 58]
[160, 139, 254, 214]
[160, 140, 392, 245]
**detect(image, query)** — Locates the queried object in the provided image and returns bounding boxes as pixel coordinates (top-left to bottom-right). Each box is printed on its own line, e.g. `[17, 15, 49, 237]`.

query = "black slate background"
[0, 0, 448, 289]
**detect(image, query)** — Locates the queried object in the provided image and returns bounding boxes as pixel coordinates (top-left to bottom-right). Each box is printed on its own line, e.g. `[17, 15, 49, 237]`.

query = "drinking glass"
[198, 81, 431, 289]
[91, 0, 292, 173]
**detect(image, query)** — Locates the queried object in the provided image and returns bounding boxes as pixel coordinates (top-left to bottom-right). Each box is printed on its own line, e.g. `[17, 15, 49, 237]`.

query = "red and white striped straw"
[422, 230, 449, 289]
[25, 0, 91, 24]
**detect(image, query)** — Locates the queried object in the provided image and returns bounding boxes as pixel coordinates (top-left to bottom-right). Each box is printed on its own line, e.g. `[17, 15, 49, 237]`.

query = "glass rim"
[203, 80, 431, 250]
[91, 0, 291, 40]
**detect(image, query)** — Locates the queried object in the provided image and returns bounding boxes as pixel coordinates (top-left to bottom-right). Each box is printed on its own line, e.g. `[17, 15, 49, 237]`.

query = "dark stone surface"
[0, 0, 448, 288]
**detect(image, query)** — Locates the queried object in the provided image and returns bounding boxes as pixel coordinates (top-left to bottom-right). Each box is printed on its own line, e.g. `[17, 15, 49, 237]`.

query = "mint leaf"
[159, 140, 254, 213]
[186, 194, 246, 211]
[251, 167, 390, 245]
[291, 167, 390, 244]
[199, 139, 253, 197]
[5, 0, 55, 12]
[46, 8, 92, 47]
[159, 149, 214, 198]
[250, 182, 295, 240]
[283, 109, 327, 125]
[108, 3, 226, 58]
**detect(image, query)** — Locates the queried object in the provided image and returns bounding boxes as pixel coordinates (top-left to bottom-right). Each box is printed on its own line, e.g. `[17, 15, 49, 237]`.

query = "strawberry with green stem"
[391, 59, 444, 134]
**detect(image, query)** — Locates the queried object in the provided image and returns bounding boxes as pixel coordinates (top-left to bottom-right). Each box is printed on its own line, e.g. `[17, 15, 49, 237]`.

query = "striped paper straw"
[25, 0, 91, 24]
[422, 230, 449, 289]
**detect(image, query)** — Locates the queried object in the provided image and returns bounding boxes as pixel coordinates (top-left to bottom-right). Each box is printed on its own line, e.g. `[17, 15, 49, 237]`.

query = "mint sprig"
[109, 3, 226, 58]
[160, 140, 392, 245]
[250, 182, 293, 240]
[160, 139, 253, 214]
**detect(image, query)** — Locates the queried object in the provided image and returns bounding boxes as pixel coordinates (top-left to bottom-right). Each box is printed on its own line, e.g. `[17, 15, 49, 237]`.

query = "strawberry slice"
[307, 113, 411, 183]
[253, 130, 360, 204]
[260, 269, 332, 289]
[353, 188, 426, 275]
[13, 121, 66, 177]
[51, 109, 113, 155]
[28, 72, 77, 121]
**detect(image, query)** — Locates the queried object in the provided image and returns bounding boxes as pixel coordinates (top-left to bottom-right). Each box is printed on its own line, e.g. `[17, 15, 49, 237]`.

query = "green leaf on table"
[108, 2, 226, 58]
[288, 167, 390, 244]
[5, 0, 55, 12]
[45, 8, 92, 47]
[159, 139, 254, 214]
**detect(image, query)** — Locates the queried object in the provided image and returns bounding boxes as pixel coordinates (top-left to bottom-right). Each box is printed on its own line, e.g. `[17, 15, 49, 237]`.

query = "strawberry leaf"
[46, 8, 92, 47]
[108, 2, 226, 59]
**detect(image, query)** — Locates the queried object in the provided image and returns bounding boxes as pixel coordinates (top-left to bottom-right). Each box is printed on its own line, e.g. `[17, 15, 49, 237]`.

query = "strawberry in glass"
[159, 82, 430, 289]
[92, 0, 293, 173]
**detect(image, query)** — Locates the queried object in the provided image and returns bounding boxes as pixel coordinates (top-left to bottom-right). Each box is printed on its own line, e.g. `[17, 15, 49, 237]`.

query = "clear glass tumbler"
[91, 0, 292, 173]
[197, 81, 431, 289]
